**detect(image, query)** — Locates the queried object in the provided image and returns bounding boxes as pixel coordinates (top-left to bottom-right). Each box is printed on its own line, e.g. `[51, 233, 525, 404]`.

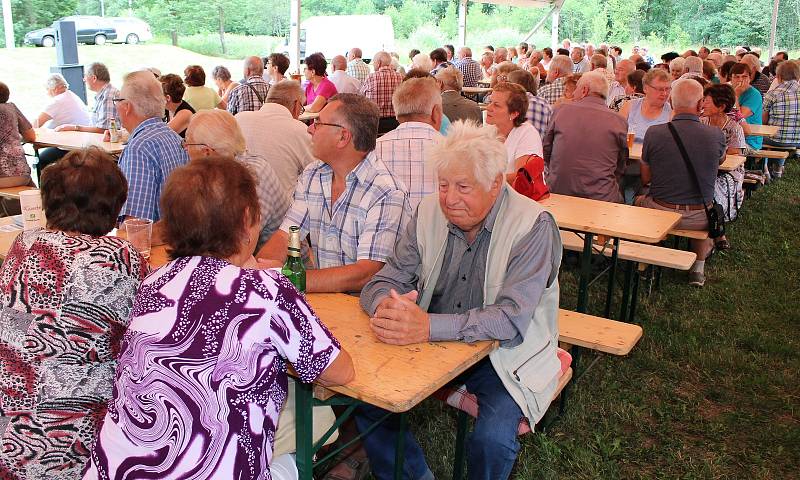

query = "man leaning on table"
[116, 70, 188, 222]
[356, 121, 563, 480]
[257, 93, 410, 293]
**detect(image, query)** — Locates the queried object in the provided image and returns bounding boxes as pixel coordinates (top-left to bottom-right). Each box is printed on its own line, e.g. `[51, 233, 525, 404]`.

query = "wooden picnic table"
[32, 128, 125, 154]
[746, 124, 779, 137]
[0, 186, 36, 200]
[462, 86, 492, 95]
[628, 142, 746, 171]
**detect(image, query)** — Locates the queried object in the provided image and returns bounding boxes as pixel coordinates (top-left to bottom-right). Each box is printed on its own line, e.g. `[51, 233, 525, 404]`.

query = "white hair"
[577, 71, 609, 99]
[373, 51, 391, 68]
[122, 70, 166, 119]
[436, 66, 463, 92]
[549, 55, 572, 75]
[684, 56, 703, 74]
[392, 77, 442, 117]
[411, 53, 433, 72]
[741, 53, 762, 73]
[428, 121, 506, 190]
[186, 110, 246, 157]
[669, 57, 686, 74]
[671, 79, 703, 110]
[46, 73, 69, 90]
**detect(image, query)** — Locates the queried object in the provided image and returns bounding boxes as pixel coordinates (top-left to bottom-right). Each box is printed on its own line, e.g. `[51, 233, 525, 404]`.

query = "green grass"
[152, 33, 284, 59]
[406, 162, 800, 479]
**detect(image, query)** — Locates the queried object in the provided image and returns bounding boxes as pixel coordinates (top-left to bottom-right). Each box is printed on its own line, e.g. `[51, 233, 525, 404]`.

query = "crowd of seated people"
[0, 38, 798, 480]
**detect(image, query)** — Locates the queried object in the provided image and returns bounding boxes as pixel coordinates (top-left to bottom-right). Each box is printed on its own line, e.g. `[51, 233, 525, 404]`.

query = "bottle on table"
[109, 118, 120, 143]
[282, 225, 306, 292]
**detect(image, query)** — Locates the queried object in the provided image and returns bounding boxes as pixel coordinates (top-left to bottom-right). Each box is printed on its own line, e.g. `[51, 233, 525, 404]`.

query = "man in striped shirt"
[346, 47, 372, 83]
[257, 93, 410, 293]
[359, 51, 405, 134]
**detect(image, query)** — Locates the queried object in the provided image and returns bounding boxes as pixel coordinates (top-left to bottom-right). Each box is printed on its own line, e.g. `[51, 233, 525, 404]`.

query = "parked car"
[107, 17, 153, 44]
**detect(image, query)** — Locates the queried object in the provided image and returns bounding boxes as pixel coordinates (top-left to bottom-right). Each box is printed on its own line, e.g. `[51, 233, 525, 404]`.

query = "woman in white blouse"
[485, 82, 543, 183]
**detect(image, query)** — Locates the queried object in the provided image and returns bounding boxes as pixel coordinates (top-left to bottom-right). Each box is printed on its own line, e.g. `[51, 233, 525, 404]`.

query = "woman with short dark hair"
[267, 53, 291, 85]
[0, 147, 148, 479]
[159, 73, 195, 137]
[304, 52, 337, 113]
[84, 157, 354, 480]
[182, 65, 223, 111]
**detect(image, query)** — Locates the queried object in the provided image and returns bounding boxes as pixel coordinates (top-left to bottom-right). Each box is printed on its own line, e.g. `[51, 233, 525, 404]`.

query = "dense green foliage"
[2, 0, 799, 52]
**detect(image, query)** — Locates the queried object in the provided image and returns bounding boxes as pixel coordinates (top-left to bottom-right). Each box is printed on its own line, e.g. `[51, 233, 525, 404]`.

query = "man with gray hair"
[678, 55, 704, 81]
[608, 58, 636, 107]
[436, 66, 482, 125]
[116, 70, 189, 221]
[226, 56, 270, 115]
[453, 46, 482, 87]
[590, 53, 615, 86]
[373, 77, 443, 207]
[346, 47, 371, 83]
[359, 51, 405, 133]
[330, 55, 361, 94]
[636, 79, 726, 287]
[55, 62, 119, 134]
[571, 46, 590, 73]
[544, 71, 628, 203]
[235, 80, 316, 197]
[257, 93, 410, 293]
[538, 54, 572, 104]
[356, 121, 563, 480]
[761, 60, 799, 178]
[741, 53, 771, 95]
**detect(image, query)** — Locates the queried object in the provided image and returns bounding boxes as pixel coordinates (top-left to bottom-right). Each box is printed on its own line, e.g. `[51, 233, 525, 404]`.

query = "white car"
[108, 17, 153, 44]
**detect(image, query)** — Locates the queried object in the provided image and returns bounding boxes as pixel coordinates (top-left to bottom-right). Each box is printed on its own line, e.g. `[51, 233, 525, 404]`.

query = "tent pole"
[769, 0, 780, 60]
[458, 0, 467, 47]
[289, 0, 301, 74]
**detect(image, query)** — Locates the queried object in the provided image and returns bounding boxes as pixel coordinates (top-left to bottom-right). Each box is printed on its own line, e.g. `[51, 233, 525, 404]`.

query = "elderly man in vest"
[356, 121, 563, 480]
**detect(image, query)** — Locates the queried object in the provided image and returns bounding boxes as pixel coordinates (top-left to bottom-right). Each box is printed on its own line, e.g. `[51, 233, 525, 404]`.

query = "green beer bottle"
[282, 226, 306, 292]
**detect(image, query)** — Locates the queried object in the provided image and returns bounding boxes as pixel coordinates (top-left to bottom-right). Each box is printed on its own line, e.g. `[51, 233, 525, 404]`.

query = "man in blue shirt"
[116, 70, 188, 222]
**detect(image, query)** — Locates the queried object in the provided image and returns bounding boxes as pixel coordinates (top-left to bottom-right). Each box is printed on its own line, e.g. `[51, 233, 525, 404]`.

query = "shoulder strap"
[666, 121, 708, 205]
[245, 81, 265, 104]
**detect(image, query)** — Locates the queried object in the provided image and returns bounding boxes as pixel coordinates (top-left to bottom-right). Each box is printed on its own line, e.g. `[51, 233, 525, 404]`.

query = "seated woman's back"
[0, 149, 147, 479]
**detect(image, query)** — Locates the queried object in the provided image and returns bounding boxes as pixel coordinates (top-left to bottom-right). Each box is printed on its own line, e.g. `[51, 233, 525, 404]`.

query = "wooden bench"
[668, 228, 709, 241]
[560, 231, 696, 271]
[753, 149, 790, 160]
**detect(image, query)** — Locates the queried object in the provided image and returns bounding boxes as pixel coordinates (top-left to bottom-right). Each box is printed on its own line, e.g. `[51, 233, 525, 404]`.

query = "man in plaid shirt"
[763, 61, 800, 178]
[226, 56, 270, 115]
[453, 47, 483, 88]
[359, 51, 404, 133]
[53, 62, 119, 134]
[257, 93, 410, 293]
[346, 48, 372, 83]
[538, 54, 572, 105]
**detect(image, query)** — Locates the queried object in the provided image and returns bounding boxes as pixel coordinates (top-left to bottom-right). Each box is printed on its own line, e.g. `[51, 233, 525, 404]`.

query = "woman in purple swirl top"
[82, 157, 354, 480]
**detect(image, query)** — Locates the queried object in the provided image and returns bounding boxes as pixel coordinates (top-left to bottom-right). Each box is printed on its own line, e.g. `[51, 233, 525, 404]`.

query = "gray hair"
[777, 60, 800, 81]
[671, 79, 704, 110]
[121, 70, 166, 119]
[669, 57, 686, 74]
[373, 51, 391, 69]
[46, 73, 69, 90]
[590, 53, 607, 69]
[87, 62, 111, 82]
[550, 55, 572, 76]
[740, 53, 762, 74]
[459, 46, 472, 58]
[186, 110, 246, 157]
[266, 80, 304, 112]
[576, 71, 609, 99]
[412, 53, 434, 72]
[428, 121, 506, 190]
[393, 77, 442, 117]
[684, 56, 703, 74]
[436, 66, 463, 92]
[328, 93, 379, 152]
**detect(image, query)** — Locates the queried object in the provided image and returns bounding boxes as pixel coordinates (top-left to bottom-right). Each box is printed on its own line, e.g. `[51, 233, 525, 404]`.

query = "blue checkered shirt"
[281, 152, 411, 269]
[453, 57, 483, 88]
[763, 79, 800, 145]
[91, 83, 120, 129]
[118, 118, 189, 221]
[346, 59, 372, 83]
[538, 77, 567, 105]
[374, 121, 442, 208]
[226, 76, 270, 115]
[525, 92, 552, 139]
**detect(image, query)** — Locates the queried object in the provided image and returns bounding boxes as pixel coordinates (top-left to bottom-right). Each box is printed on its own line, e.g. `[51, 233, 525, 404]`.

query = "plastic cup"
[19, 189, 45, 230]
[123, 218, 153, 259]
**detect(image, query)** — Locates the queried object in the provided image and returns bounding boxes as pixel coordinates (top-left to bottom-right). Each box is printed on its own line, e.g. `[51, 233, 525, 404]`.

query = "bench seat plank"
[560, 231, 696, 270]
[558, 309, 643, 356]
[668, 228, 709, 240]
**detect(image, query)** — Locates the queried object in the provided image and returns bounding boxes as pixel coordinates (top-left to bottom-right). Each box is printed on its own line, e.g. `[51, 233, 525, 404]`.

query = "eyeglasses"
[312, 119, 346, 129]
[645, 84, 671, 94]
[112, 97, 127, 103]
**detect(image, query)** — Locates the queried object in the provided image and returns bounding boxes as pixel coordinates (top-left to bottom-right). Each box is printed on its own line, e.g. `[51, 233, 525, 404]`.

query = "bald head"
[575, 71, 609, 100]
[615, 59, 636, 83]
[348, 48, 363, 61]
[332, 55, 347, 71]
[671, 78, 703, 113]
[244, 56, 264, 77]
[459, 46, 472, 58]
[373, 51, 391, 69]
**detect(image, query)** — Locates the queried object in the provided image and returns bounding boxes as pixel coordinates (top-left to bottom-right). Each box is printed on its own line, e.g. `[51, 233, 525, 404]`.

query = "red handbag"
[513, 154, 550, 201]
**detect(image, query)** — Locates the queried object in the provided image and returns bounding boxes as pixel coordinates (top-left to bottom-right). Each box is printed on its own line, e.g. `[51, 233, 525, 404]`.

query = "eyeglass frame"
[112, 97, 127, 103]
[181, 140, 214, 151]
[311, 118, 347, 130]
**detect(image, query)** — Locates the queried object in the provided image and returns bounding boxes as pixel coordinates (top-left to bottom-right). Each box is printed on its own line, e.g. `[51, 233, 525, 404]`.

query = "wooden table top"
[0, 216, 22, 259]
[539, 193, 681, 243]
[0, 186, 36, 199]
[306, 293, 496, 412]
[746, 124, 779, 137]
[462, 86, 492, 94]
[628, 142, 745, 172]
[33, 128, 125, 154]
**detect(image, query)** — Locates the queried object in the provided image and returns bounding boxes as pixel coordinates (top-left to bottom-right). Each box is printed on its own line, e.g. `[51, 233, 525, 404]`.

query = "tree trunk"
[171, 29, 178, 46]
[218, 6, 227, 55]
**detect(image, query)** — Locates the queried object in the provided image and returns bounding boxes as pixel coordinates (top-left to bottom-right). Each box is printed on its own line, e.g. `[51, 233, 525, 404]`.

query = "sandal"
[715, 239, 731, 251]
[322, 448, 370, 480]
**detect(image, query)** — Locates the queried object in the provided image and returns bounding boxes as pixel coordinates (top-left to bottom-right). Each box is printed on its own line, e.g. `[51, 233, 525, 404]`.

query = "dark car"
[24, 15, 117, 47]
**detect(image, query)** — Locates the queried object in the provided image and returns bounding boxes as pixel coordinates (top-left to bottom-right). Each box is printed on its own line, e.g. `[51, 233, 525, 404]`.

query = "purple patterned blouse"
[83, 256, 341, 480]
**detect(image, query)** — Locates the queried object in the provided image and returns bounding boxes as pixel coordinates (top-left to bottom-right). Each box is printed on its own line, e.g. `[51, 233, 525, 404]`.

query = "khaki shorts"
[273, 378, 338, 457]
[635, 196, 709, 231]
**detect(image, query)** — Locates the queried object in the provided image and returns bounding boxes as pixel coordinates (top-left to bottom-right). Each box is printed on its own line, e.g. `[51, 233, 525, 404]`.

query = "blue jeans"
[355, 359, 524, 480]
[762, 138, 799, 168]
